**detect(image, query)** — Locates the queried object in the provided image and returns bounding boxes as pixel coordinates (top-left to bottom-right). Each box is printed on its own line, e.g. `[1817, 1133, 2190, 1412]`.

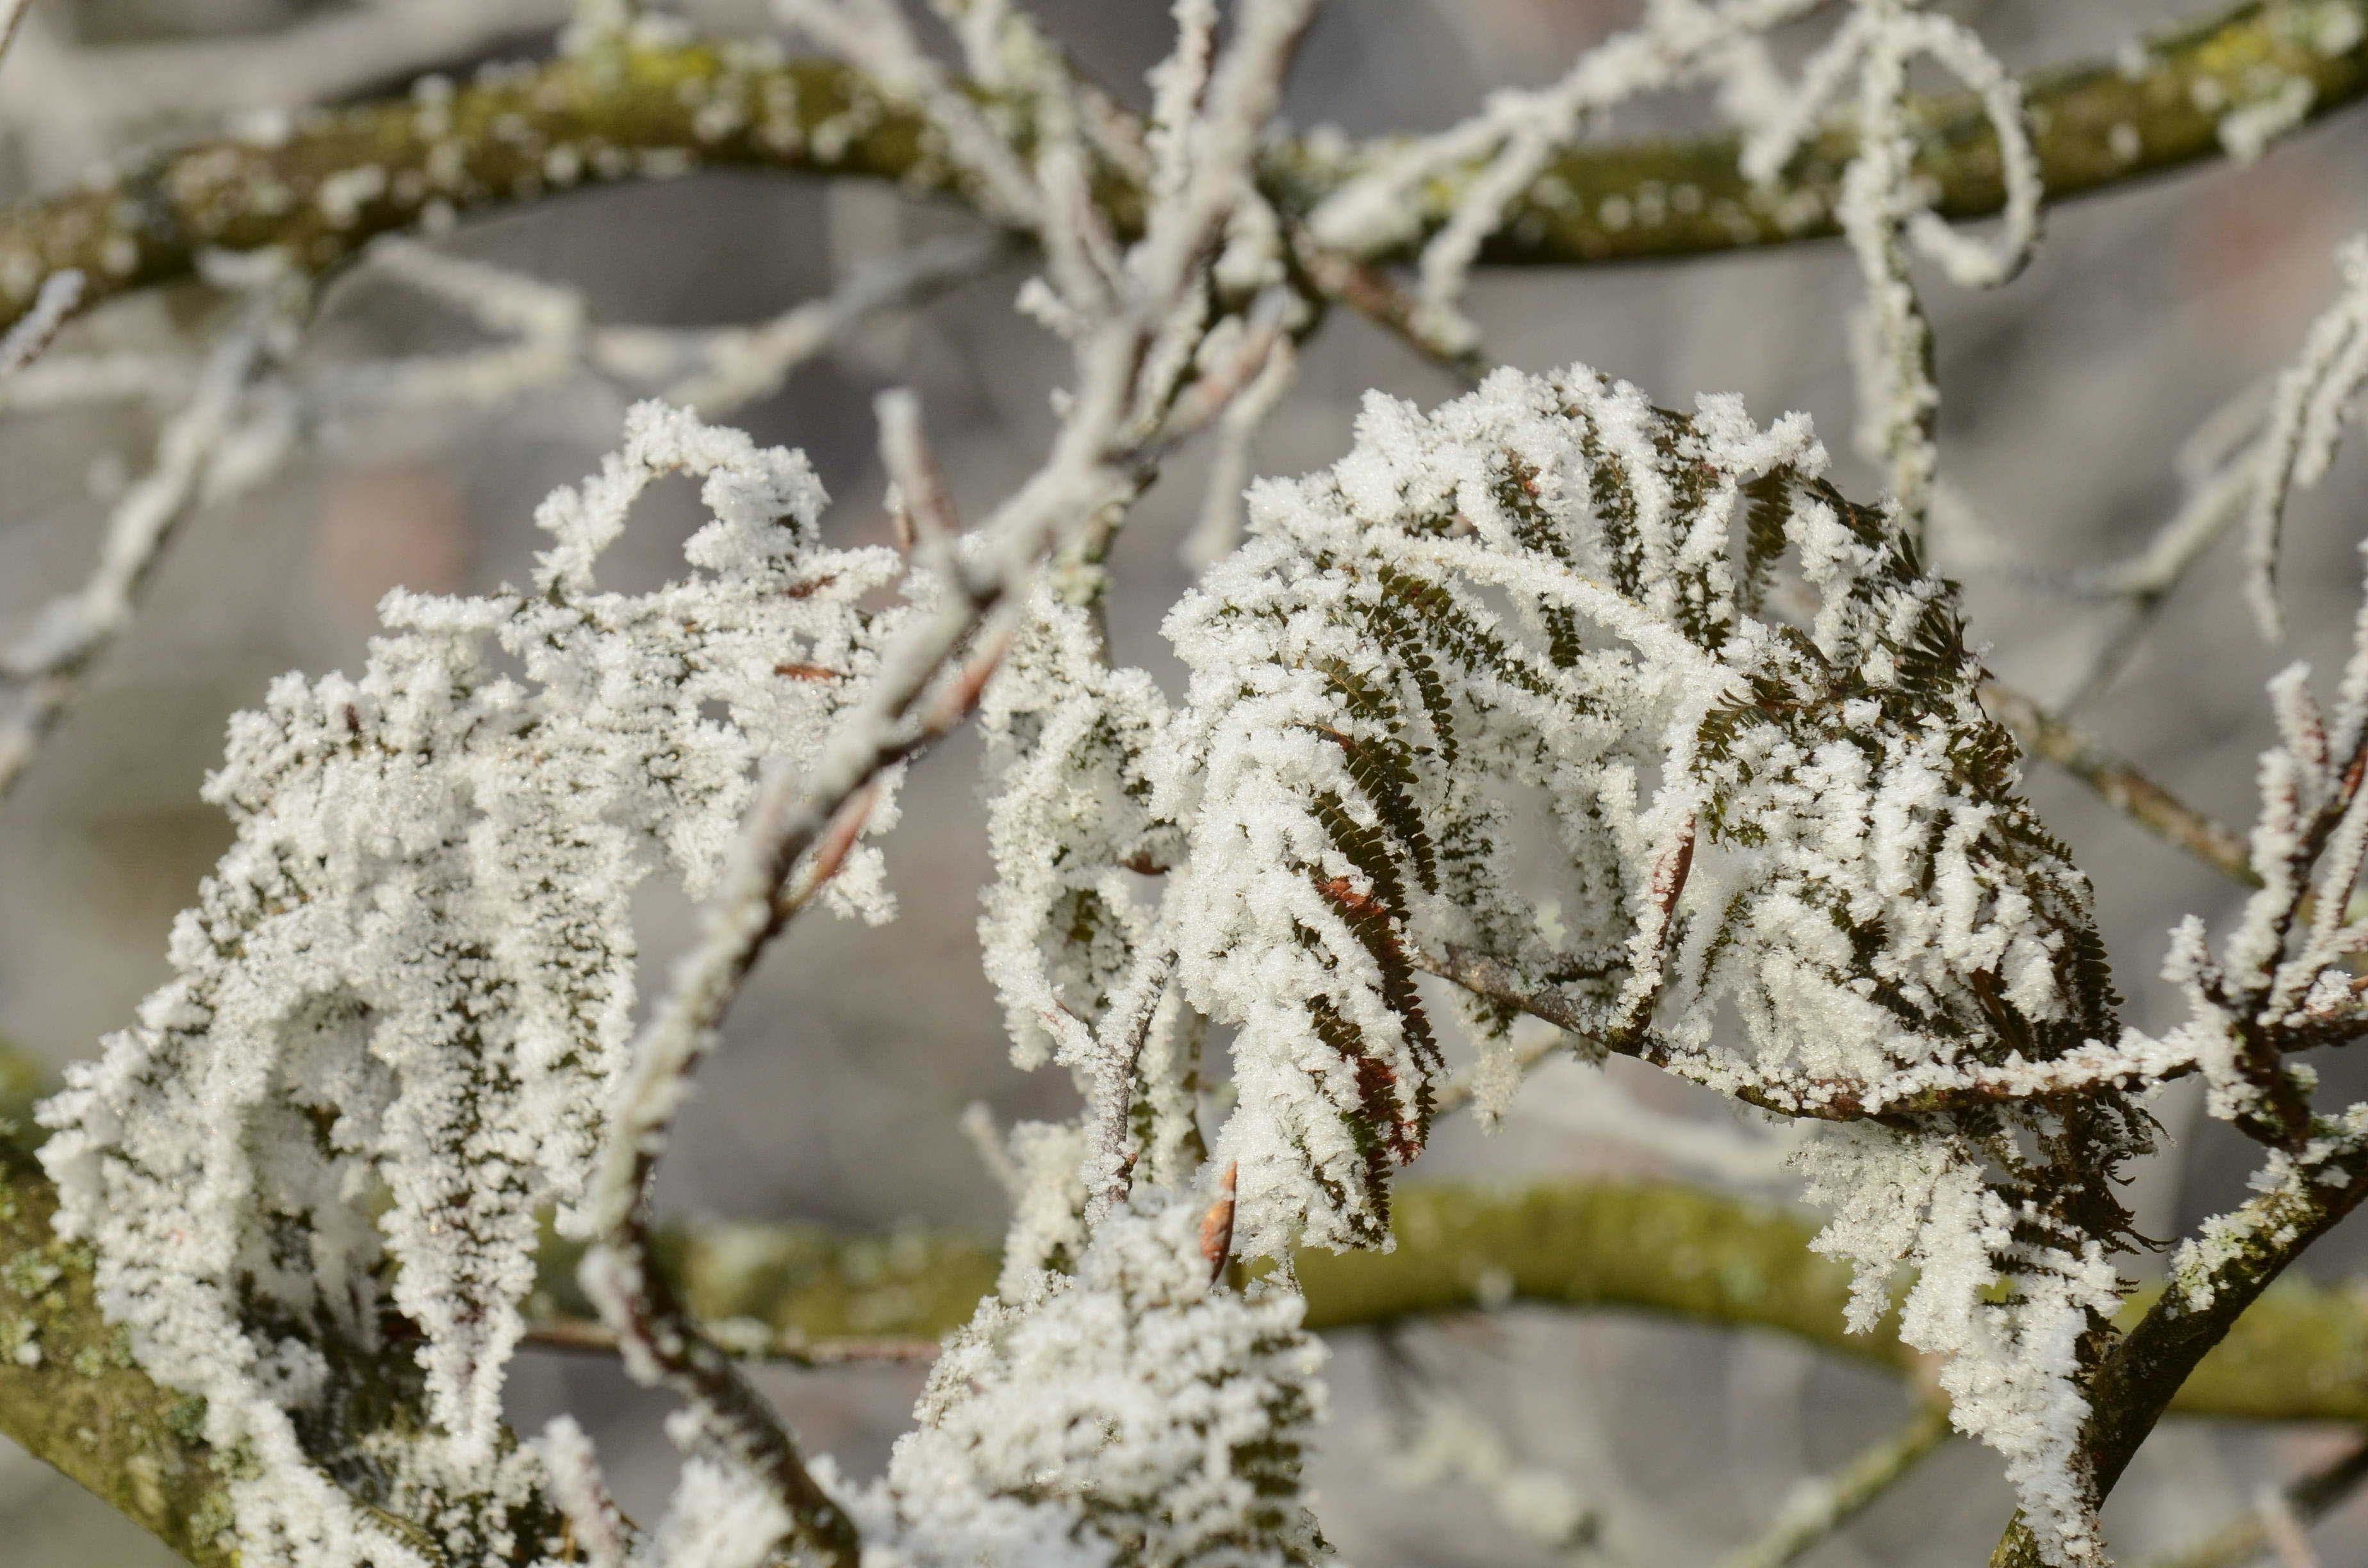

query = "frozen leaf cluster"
[980, 601, 1183, 1087]
[36, 401, 909, 1567]
[1797, 1128, 2120, 1562]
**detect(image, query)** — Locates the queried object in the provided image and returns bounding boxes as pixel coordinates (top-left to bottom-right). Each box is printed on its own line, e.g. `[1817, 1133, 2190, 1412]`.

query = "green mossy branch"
[530, 1180, 2368, 1426]
[1, 0, 2362, 335]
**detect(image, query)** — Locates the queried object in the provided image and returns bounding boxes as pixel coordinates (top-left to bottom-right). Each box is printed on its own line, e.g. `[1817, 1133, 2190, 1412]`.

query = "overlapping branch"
[0, 0, 2361, 337]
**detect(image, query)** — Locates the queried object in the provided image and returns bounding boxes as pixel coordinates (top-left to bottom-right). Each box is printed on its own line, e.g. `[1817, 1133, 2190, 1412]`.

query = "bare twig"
[875, 385, 962, 560]
[525, 1316, 940, 1368]
[1428, 1023, 1571, 1118]
[347, 228, 1009, 418]
[2257, 1483, 2325, 1568]
[1290, 240, 1485, 387]
[0, 286, 292, 801]
[2144, 1436, 2368, 1568]
[1719, 1403, 1955, 1568]
[1981, 680, 2260, 888]
[2057, 452, 2256, 713]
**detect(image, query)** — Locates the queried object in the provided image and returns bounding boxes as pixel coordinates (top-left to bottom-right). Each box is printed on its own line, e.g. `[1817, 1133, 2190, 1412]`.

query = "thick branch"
[0, 1042, 547, 1568]
[529, 1180, 2368, 1428]
[3, 0, 2364, 335]
[1443, 0, 2368, 268]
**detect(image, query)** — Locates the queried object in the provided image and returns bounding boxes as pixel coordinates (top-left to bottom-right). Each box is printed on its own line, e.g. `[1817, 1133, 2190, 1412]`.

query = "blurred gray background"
[1, 1, 2365, 1564]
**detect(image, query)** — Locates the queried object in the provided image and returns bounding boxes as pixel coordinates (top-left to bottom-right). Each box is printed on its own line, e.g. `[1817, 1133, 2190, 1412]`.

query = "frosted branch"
[2244, 235, 2368, 638]
[0, 267, 78, 378]
[0, 284, 295, 801]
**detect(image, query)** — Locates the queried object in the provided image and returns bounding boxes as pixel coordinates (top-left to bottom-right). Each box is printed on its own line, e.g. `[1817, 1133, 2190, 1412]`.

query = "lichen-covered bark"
[530, 1214, 1001, 1345]
[2, 0, 2362, 336]
[0, 42, 949, 334]
[0, 1036, 564, 1568]
[1300, 1182, 1909, 1363]
[0, 1136, 238, 1568]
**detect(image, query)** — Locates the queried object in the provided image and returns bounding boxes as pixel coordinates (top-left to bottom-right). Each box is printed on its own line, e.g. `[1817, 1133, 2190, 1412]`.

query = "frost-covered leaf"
[38, 401, 909, 1567]
[1145, 366, 2146, 1562]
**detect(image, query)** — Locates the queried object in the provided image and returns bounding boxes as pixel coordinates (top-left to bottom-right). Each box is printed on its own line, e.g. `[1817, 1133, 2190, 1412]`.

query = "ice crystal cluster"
[848, 1189, 1327, 1568]
[37, 402, 909, 1566]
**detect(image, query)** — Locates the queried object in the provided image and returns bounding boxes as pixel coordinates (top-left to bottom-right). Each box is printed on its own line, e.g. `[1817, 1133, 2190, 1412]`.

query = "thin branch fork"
[0, 284, 293, 803]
